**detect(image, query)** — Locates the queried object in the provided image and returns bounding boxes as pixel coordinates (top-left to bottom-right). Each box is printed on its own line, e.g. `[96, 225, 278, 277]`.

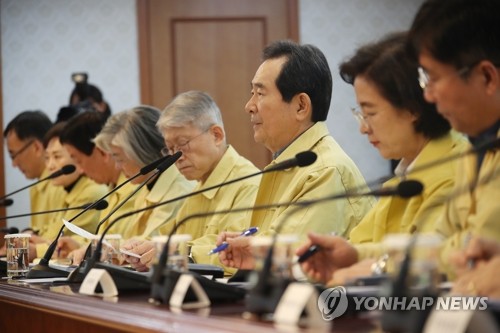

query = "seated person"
[29, 122, 108, 261]
[3, 110, 65, 234]
[93, 106, 195, 241]
[408, 0, 500, 279]
[122, 91, 260, 274]
[218, 40, 374, 271]
[297, 32, 468, 285]
[55, 111, 139, 263]
[452, 236, 500, 297]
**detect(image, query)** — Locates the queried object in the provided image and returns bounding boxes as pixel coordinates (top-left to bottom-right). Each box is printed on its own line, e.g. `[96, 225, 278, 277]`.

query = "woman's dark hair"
[43, 122, 67, 148]
[339, 31, 450, 139]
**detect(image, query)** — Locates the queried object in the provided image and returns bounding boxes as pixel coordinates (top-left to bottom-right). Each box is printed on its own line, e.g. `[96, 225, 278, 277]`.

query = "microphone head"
[157, 151, 182, 172]
[140, 155, 170, 175]
[0, 198, 14, 207]
[94, 200, 109, 211]
[61, 164, 76, 175]
[397, 180, 424, 198]
[0, 227, 19, 234]
[295, 151, 317, 167]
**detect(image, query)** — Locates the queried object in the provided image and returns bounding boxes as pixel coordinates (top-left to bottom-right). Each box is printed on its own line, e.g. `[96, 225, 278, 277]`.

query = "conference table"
[0, 278, 380, 332]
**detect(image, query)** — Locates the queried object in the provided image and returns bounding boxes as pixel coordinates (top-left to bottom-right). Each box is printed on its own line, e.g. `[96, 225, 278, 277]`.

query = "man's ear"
[211, 125, 226, 146]
[294, 93, 312, 121]
[479, 60, 500, 96]
[32, 140, 45, 157]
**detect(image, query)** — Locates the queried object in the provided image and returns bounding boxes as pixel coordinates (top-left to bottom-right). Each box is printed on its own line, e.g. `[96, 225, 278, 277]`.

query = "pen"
[207, 227, 259, 255]
[296, 232, 335, 263]
[297, 244, 321, 263]
[464, 233, 476, 269]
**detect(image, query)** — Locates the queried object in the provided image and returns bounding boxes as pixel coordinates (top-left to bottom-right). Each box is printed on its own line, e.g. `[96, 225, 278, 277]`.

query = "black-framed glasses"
[9, 139, 34, 160]
[161, 128, 210, 157]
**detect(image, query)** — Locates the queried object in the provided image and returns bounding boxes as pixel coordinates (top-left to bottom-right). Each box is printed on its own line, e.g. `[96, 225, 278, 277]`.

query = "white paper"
[62, 219, 113, 248]
[119, 249, 141, 258]
[20, 277, 68, 283]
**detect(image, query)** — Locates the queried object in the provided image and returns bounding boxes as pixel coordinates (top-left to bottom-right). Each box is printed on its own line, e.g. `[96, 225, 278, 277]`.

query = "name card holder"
[274, 282, 324, 327]
[169, 273, 210, 309]
[79, 268, 118, 297]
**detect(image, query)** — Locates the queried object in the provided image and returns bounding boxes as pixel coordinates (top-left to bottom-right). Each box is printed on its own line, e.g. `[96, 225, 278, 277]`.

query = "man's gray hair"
[157, 91, 224, 132]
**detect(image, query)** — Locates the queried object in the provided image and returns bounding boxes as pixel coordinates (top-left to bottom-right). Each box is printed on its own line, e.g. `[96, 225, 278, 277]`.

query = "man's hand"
[121, 239, 155, 272]
[217, 231, 255, 269]
[296, 232, 358, 284]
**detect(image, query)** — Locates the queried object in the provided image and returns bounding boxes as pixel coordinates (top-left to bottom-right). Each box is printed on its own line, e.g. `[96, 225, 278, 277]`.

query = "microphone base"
[0, 260, 6, 277]
[149, 267, 246, 304]
[245, 275, 291, 316]
[27, 263, 70, 279]
[93, 262, 151, 291]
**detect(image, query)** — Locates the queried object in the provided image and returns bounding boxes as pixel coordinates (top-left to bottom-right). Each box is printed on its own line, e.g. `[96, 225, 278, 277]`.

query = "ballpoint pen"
[207, 227, 259, 255]
[296, 232, 336, 263]
[297, 244, 321, 263]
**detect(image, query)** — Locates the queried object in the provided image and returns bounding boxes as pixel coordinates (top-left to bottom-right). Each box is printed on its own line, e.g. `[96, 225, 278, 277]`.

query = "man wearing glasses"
[123, 90, 260, 274]
[408, 0, 500, 280]
[3, 110, 65, 233]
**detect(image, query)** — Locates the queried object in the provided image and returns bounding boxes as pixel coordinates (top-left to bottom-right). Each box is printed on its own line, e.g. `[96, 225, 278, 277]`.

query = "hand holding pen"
[208, 227, 259, 255]
[295, 232, 357, 285]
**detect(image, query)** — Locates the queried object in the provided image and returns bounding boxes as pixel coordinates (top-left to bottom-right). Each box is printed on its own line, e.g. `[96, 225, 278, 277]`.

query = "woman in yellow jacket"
[29, 122, 108, 261]
[297, 32, 469, 285]
[93, 106, 195, 240]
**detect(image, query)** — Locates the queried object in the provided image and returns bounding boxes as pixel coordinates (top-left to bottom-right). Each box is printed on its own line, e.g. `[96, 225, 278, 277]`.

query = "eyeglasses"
[418, 65, 474, 91]
[351, 107, 371, 128]
[9, 139, 34, 160]
[161, 128, 210, 157]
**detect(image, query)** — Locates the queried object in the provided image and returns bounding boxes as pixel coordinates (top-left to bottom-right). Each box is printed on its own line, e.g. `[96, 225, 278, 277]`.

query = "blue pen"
[207, 227, 259, 255]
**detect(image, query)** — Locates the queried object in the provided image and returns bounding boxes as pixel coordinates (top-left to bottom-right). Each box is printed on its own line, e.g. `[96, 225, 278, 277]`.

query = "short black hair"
[408, 0, 500, 69]
[339, 32, 450, 139]
[59, 111, 108, 156]
[262, 40, 333, 122]
[4, 110, 53, 141]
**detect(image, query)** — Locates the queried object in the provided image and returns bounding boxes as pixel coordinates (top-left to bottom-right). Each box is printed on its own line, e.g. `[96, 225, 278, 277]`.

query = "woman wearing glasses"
[297, 32, 468, 285]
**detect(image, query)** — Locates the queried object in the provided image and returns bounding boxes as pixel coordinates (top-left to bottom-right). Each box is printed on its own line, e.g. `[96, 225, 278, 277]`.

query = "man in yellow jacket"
[218, 40, 374, 270]
[3, 110, 65, 233]
[122, 91, 260, 274]
[408, 0, 500, 279]
[55, 111, 140, 263]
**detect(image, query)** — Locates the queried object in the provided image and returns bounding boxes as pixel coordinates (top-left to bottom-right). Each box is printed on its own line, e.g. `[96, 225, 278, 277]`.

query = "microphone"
[0, 165, 76, 201]
[47, 164, 77, 179]
[380, 155, 500, 333]
[266, 151, 317, 171]
[0, 200, 109, 221]
[102, 151, 318, 229]
[0, 199, 14, 207]
[245, 179, 424, 316]
[146, 179, 422, 304]
[75, 151, 317, 292]
[7, 154, 170, 279]
[25, 200, 110, 278]
[0, 227, 19, 234]
[68, 152, 182, 282]
[369, 180, 423, 198]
